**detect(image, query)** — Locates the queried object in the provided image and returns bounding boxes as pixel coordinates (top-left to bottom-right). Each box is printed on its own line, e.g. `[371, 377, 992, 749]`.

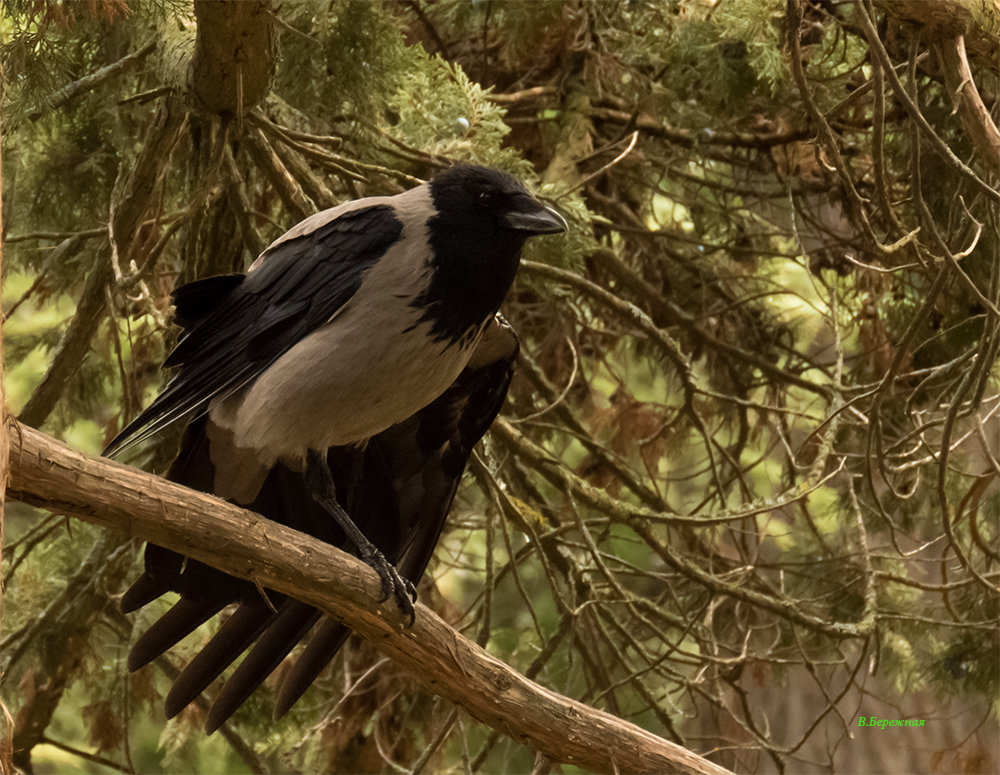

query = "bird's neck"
[413, 232, 525, 346]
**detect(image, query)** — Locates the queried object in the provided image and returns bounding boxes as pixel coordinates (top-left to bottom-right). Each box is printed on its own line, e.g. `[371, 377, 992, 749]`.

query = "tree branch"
[0, 89, 14, 775]
[936, 34, 1000, 177]
[6, 423, 733, 775]
[856, 1, 1000, 203]
[16, 253, 112, 429]
[876, 0, 1000, 68]
[25, 40, 158, 124]
[8, 533, 135, 772]
[18, 101, 186, 429]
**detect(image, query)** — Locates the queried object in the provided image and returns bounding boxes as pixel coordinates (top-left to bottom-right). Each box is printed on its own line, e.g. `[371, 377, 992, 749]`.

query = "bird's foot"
[357, 543, 417, 626]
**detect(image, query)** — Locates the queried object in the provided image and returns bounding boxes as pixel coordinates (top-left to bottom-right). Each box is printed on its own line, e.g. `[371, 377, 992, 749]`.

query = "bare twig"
[25, 40, 157, 123]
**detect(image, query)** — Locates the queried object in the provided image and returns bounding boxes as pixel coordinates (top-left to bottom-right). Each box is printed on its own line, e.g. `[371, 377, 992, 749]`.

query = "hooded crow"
[105, 165, 565, 731]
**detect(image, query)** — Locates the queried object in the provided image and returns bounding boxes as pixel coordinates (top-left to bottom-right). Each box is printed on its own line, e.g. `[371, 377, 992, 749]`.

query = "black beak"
[500, 198, 568, 235]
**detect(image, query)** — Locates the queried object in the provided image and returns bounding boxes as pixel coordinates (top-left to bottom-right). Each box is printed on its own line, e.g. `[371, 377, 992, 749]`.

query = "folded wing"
[104, 205, 402, 459]
[118, 316, 518, 731]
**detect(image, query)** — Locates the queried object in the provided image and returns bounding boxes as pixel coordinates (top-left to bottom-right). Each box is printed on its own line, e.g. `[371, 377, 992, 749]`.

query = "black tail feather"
[127, 595, 230, 672]
[163, 600, 276, 719]
[205, 601, 321, 733]
[274, 618, 352, 719]
[120, 572, 166, 613]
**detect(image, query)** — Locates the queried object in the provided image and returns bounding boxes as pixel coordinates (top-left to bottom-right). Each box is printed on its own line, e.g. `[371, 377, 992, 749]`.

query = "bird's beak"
[501, 200, 568, 235]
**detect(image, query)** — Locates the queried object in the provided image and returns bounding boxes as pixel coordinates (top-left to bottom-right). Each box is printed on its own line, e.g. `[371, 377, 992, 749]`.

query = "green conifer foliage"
[1, 1, 997, 772]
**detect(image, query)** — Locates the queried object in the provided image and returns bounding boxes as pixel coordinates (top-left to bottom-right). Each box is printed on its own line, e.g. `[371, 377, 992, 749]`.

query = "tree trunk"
[191, 0, 277, 115]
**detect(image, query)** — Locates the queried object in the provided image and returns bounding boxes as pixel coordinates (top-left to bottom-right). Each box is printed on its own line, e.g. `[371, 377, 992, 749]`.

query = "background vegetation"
[1, 1, 998, 772]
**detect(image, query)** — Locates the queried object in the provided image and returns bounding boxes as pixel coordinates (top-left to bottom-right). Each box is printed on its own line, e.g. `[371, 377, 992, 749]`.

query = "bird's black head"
[418, 165, 566, 345]
[428, 165, 566, 239]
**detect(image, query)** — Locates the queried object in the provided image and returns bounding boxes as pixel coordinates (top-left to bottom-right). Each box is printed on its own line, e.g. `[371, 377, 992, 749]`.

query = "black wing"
[120, 318, 518, 732]
[104, 204, 402, 458]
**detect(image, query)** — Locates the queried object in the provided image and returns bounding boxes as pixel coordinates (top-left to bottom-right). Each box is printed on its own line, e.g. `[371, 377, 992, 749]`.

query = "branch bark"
[7, 422, 733, 775]
[191, 0, 276, 115]
[16, 253, 112, 429]
[876, 0, 1000, 69]
[936, 34, 1000, 177]
[25, 40, 157, 124]
[0, 86, 15, 775]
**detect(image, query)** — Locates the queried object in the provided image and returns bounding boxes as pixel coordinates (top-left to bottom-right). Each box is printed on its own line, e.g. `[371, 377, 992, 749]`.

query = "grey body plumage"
[106, 165, 564, 731]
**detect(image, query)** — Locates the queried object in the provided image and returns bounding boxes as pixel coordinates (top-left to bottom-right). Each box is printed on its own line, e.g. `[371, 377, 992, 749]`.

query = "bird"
[104, 164, 566, 732]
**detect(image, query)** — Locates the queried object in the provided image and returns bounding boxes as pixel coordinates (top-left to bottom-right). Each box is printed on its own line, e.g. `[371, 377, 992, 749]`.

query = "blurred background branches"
[1, 0, 997, 772]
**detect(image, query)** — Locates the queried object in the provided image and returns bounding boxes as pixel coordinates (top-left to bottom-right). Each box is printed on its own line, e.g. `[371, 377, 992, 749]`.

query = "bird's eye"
[478, 191, 496, 208]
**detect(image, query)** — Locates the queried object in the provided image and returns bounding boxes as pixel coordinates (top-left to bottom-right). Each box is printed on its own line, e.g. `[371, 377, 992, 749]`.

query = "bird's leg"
[343, 443, 366, 515]
[304, 449, 416, 624]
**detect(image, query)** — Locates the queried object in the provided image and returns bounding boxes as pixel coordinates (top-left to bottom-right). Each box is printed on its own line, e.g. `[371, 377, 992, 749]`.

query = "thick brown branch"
[876, 0, 1000, 69]
[937, 34, 1000, 177]
[16, 254, 111, 429]
[7, 423, 733, 775]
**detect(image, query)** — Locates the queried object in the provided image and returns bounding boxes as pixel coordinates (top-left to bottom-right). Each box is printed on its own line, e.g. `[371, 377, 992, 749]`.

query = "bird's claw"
[359, 544, 416, 626]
